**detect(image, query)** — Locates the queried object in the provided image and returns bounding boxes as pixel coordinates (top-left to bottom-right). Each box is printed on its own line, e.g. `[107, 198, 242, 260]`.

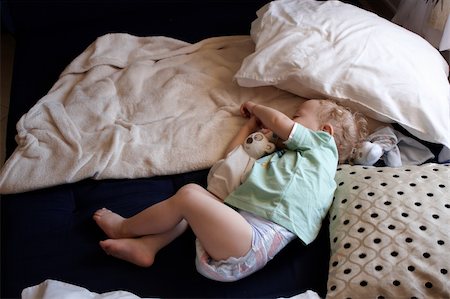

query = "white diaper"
[195, 210, 296, 282]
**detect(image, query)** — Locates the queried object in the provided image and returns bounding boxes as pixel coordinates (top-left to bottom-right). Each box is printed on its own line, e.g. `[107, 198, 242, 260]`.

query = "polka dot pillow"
[327, 163, 449, 298]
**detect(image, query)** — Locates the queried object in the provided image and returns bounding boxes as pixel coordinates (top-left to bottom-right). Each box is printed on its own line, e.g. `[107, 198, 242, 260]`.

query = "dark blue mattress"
[1, 172, 331, 298]
[0, 1, 338, 297]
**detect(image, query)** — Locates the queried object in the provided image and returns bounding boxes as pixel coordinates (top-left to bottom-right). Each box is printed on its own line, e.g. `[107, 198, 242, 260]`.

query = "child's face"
[292, 100, 323, 131]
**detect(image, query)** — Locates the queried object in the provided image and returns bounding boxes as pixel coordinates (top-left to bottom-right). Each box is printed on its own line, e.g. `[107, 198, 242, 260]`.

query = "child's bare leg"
[100, 220, 188, 267]
[94, 183, 253, 261]
[93, 187, 196, 239]
[171, 184, 253, 261]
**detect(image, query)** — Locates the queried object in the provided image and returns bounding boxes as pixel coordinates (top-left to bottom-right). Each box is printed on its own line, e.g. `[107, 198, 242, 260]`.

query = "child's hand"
[260, 128, 272, 135]
[240, 101, 257, 118]
[245, 116, 260, 131]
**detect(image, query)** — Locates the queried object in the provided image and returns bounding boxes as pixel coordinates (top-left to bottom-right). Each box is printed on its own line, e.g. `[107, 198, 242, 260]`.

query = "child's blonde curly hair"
[316, 99, 368, 164]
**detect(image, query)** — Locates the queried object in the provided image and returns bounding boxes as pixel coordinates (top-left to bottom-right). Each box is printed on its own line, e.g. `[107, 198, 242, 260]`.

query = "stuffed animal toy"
[352, 127, 403, 167]
[351, 126, 434, 167]
[206, 131, 276, 200]
[351, 140, 386, 166]
[242, 131, 276, 159]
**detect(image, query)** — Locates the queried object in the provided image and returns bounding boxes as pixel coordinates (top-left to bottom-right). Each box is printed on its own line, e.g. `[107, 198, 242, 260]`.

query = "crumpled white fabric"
[21, 279, 147, 299]
[0, 33, 303, 194]
[22, 279, 321, 299]
[279, 290, 322, 299]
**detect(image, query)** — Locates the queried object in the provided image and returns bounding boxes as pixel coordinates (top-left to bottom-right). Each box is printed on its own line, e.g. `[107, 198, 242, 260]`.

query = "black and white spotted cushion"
[327, 163, 449, 299]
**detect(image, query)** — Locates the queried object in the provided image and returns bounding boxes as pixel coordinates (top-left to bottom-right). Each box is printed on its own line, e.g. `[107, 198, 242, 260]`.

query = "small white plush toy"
[243, 131, 276, 159]
[206, 131, 276, 200]
[352, 125, 435, 167]
[352, 141, 384, 166]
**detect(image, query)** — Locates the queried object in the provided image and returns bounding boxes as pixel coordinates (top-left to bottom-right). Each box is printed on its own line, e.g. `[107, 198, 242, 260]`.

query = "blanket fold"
[0, 33, 304, 194]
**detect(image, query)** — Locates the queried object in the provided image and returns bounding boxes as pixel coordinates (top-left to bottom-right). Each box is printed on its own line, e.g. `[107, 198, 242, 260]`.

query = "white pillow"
[235, 0, 450, 148]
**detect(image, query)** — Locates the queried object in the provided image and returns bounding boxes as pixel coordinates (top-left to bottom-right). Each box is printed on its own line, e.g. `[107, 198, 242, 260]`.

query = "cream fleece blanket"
[0, 34, 304, 194]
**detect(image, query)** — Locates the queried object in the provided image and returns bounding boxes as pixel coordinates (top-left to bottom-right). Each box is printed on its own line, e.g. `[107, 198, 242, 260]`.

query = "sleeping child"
[93, 99, 368, 282]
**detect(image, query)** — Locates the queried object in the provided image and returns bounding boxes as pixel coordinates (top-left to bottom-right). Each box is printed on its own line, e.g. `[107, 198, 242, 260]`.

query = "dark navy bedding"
[1, 1, 334, 297]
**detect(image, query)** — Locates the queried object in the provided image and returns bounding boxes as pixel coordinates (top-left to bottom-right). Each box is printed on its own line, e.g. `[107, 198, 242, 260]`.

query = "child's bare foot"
[93, 208, 127, 239]
[98, 221, 188, 267]
[100, 238, 156, 267]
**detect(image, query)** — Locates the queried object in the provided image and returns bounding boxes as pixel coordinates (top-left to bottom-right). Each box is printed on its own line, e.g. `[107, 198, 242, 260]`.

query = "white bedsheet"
[22, 279, 321, 299]
[0, 34, 303, 194]
[22, 279, 146, 299]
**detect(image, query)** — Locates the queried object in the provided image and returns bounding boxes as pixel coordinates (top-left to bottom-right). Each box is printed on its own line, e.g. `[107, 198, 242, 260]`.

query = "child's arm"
[223, 116, 259, 158]
[241, 101, 294, 141]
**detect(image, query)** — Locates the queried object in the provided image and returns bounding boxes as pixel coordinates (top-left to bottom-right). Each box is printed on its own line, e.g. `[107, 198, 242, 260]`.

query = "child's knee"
[177, 183, 204, 198]
[175, 183, 214, 211]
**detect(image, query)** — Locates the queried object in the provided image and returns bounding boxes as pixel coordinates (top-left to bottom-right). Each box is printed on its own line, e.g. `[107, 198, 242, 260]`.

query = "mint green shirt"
[224, 123, 338, 245]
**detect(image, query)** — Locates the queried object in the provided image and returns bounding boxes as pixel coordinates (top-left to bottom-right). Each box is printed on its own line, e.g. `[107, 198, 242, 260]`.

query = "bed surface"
[2, 1, 448, 298]
[1, 1, 330, 298]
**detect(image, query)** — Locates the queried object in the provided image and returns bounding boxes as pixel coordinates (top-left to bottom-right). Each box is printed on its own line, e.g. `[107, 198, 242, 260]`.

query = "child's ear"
[266, 143, 276, 153]
[321, 124, 334, 136]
